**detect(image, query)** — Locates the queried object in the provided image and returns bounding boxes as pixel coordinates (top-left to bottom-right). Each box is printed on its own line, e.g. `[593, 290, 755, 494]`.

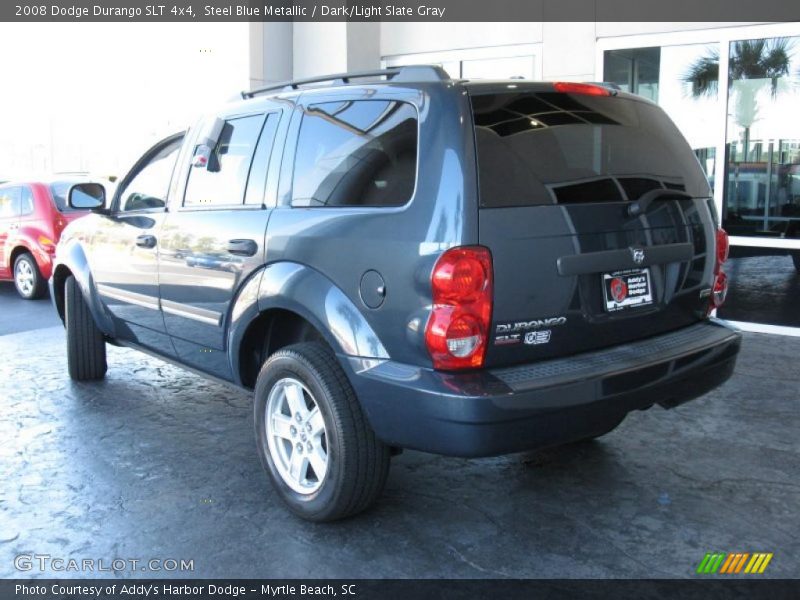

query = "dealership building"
[249, 21, 800, 334]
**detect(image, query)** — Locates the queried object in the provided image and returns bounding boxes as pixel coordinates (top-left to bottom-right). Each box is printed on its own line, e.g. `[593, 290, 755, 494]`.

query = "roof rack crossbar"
[241, 65, 449, 99]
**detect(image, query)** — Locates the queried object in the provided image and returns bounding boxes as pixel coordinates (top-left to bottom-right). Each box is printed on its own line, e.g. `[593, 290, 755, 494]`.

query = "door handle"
[227, 239, 258, 257]
[136, 234, 157, 249]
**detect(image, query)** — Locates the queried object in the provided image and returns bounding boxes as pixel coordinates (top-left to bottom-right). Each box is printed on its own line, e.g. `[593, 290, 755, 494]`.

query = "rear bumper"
[346, 320, 741, 457]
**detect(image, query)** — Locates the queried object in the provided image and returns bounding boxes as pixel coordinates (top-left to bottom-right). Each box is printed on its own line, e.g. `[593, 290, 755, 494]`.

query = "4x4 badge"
[524, 330, 551, 345]
[631, 247, 645, 265]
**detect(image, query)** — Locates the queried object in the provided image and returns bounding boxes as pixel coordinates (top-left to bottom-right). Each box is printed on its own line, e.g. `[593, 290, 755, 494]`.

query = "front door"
[0, 186, 21, 278]
[158, 109, 283, 380]
[89, 134, 183, 351]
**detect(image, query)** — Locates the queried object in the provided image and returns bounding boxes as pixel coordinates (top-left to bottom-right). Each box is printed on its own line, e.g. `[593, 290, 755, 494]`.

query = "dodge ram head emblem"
[631, 247, 645, 265]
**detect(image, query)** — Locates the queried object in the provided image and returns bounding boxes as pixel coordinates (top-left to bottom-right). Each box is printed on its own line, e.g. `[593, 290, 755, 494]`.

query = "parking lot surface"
[0, 290, 798, 578]
[0, 283, 60, 335]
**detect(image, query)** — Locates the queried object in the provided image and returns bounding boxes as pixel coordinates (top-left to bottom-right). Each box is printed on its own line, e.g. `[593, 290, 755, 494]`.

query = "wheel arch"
[9, 244, 34, 271]
[236, 308, 326, 389]
[51, 263, 72, 322]
[50, 241, 115, 336]
[229, 262, 389, 389]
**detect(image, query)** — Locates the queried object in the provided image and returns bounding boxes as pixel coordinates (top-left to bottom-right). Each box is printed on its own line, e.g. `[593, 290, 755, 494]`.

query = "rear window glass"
[471, 92, 709, 208]
[291, 100, 417, 208]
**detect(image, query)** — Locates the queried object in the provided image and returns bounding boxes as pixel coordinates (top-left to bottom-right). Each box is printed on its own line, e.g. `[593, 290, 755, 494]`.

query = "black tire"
[65, 275, 107, 381]
[792, 251, 800, 272]
[13, 253, 47, 300]
[254, 342, 390, 522]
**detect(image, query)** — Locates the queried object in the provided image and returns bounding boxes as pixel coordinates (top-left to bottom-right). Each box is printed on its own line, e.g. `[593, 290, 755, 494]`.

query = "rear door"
[158, 107, 283, 380]
[470, 86, 717, 367]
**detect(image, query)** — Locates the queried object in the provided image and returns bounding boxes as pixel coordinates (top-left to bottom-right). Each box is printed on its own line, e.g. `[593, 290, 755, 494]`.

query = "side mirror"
[68, 182, 106, 210]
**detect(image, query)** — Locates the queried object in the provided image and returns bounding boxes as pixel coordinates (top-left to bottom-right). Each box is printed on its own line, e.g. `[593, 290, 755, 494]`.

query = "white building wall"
[293, 22, 349, 78]
[541, 22, 596, 81]
[251, 22, 380, 82]
[379, 22, 542, 57]
[250, 21, 770, 83]
[595, 21, 764, 38]
[249, 22, 293, 87]
[347, 22, 382, 72]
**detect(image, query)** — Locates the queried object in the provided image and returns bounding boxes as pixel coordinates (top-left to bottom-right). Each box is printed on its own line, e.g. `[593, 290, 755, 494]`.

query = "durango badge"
[496, 316, 567, 334]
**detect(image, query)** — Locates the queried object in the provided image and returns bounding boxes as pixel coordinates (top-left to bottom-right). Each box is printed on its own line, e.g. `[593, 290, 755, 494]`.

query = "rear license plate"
[602, 268, 653, 312]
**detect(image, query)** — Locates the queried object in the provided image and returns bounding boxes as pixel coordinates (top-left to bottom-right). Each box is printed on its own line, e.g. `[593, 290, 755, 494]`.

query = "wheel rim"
[265, 377, 328, 494]
[15, 259, 35, 296]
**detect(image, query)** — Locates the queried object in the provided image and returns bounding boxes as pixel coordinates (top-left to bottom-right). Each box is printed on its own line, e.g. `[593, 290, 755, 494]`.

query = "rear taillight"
[715, 228, 729, 266]
[709, 228, 729, 312]
[712, 271, 728, 308]
[553, 82, 612, 96]
[425, 246, 493, 370]
[37, 235, 56, 254]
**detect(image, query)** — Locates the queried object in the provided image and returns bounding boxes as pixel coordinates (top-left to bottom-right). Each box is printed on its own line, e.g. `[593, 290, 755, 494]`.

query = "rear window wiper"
[627, 188, 692, 217]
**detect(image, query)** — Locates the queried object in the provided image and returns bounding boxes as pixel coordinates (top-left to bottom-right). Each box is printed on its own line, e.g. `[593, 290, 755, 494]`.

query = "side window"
[291, 100, 418, 208]
[244, 112, 280, 206]
[19, 186, 34, 215]
[0, 187, 21, 218]
[117, 139, 182, 212]
[184, 114, 264, 208]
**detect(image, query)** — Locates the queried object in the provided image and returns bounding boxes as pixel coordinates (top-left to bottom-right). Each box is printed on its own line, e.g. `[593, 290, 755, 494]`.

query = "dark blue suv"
[51, 66, 741, 521]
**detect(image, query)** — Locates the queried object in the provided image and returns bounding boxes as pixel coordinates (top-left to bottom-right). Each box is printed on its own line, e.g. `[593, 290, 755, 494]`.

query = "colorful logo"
[609, 277, 628, 303]
[696, 552, 773, 574]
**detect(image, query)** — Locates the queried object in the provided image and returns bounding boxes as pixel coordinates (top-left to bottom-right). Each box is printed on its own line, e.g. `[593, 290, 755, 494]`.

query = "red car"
[0, 180, 92, 299]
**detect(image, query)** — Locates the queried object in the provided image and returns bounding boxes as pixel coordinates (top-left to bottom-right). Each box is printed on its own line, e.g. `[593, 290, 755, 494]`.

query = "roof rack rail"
[241, 65, 449, 99]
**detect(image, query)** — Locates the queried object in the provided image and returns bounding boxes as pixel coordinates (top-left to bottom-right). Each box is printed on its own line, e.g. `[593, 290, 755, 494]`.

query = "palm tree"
[683, 38, 793, 160]
[682, 46, 720, 99]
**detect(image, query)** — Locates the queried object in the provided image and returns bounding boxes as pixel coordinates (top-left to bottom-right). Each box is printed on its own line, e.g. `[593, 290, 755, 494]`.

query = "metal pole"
[764, 141, 774, 231]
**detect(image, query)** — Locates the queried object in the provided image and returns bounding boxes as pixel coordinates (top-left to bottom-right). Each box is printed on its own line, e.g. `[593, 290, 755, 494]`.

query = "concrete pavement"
[0, 292, 798, 578]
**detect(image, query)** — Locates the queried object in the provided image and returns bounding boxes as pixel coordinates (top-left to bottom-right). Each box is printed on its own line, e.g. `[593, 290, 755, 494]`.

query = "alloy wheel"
[265, 377, 328, 494]
[15, 259, 35, 297]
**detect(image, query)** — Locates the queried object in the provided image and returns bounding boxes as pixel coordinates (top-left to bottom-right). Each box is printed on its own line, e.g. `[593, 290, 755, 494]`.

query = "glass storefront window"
[603, 47, 660, 102]
[605, 44, 720, 184]
[603, 31, 800, 329]
[722, 36, 800, 240]
[663, 44, 720, 184]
